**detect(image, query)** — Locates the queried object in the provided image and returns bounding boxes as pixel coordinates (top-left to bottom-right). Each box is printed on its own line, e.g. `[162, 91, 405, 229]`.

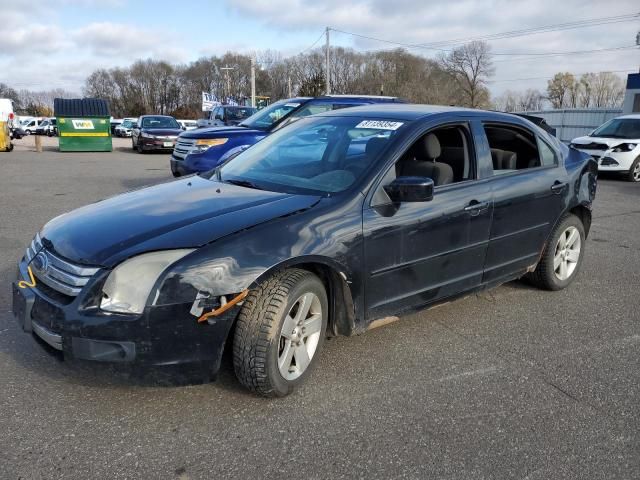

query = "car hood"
[142, 128, 182, 136]
[571, 136, 639, 148]
[181, 125, 262, 139]
[41, 176, 320, 268]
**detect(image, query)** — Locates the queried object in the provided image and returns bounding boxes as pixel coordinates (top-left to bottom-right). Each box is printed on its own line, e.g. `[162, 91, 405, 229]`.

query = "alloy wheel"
[553, 226, 581, 281]
[277, 292, 323, 381]
[632, 161, 640, 182]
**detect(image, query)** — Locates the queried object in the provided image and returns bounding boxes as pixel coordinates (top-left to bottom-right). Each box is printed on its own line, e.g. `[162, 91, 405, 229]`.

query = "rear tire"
[233, 269, 327, 397]
[528, 214, 585, 291]
[626, 157, 640, 182]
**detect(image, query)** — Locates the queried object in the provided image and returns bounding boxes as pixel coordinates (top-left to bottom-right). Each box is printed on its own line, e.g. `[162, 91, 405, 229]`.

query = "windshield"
[141, 116, 180, 129]
[121, 120, 134, 128]
[217, 116, 406, 195]
[591, 118, 640, 139]
[239, 100, 303, 130]
[226, 107, 257, 121]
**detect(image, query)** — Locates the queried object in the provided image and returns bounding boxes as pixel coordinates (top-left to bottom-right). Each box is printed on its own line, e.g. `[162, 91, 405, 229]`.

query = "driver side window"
[371, 124, 475, 206]
[395, 125, 475, 187]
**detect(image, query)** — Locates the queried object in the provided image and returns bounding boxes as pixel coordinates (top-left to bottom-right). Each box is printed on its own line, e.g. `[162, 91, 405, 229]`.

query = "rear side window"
[537, 137, 557, 166]
[483, 124, 550, 175]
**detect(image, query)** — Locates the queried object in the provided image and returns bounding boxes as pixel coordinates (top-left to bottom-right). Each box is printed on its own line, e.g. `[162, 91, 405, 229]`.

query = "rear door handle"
[550, 181, 567, 194]
[464, 200, 490, 216]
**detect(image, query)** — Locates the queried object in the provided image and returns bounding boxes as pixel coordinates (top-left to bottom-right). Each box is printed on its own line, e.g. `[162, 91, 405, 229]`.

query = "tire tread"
[233, 268, 313, 397]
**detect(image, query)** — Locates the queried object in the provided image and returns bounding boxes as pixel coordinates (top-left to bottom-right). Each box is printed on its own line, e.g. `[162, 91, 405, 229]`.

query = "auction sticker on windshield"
[355, 120, 404, 130]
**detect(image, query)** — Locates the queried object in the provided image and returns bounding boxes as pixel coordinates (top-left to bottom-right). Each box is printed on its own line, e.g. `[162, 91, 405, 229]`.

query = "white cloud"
[0, 0, 637, 96]
[72, 22, 160, 57]
[225, 0, 640, 94]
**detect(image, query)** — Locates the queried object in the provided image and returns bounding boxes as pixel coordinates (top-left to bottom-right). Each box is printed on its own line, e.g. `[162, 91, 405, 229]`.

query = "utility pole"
[220, 65, 234, 102]
[288, 76, 292, 98]
[325, 26, 330, 95]
[250, 56, 256, 107]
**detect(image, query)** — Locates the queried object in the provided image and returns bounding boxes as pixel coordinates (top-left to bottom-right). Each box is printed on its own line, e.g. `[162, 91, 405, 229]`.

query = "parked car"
[170, 95, 404, 177]
[110, 119, 121, 135]
[131, 115, 182, 153]
[12, 105, 597, 397]
[35, 118, 57, 136]
[570, 114, 640, 182]
[21, 117, 43, 135]
[115, 118, 136, 137]
[196, 105, 257, 128]
[178, 119, 198, 131]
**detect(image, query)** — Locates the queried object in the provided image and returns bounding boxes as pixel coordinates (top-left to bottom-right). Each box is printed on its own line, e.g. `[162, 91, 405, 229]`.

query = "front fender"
[152, 195, 365, 332]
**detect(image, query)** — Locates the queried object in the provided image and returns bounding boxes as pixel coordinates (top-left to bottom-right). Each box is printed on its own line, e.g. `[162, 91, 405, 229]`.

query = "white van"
[21, 117, 43, 135]
[0, 99, 17, 127]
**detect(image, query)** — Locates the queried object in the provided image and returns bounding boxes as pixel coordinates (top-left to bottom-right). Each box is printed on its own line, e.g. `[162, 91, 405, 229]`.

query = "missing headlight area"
[191, 290, 248, 324]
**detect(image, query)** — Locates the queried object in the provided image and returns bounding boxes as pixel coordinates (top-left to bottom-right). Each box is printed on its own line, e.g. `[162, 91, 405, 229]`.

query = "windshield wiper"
[224, 178, 264, 190]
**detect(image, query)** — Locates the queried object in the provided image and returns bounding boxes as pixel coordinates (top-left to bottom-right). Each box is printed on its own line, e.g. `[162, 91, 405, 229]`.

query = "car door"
[362, 121, 492, 320]
[476, 120, 567, 284]
[132, 117, 142, 144]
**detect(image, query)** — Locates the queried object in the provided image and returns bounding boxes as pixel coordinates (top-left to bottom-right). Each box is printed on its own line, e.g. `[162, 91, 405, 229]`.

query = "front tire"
[233, 269, 328, 397]
[627, 157, 640, 182]
[528, 214, 585, 290]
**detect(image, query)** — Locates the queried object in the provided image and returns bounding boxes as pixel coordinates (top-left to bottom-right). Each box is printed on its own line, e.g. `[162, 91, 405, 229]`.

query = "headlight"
[140, 132, 154, 138]
[611, 143, 637, 153]
[100, 249, 194, 314]
[193, 138, 228, 153]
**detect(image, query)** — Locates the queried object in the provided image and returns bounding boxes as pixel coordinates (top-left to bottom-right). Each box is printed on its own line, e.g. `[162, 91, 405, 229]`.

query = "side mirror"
[384, 176, 434, 203]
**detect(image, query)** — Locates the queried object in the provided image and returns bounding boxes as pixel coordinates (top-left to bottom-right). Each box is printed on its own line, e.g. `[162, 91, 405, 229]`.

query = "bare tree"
[438, 41, 494, 108]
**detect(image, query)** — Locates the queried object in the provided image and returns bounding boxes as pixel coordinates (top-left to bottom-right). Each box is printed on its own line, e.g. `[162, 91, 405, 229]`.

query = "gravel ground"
[0, 137, 638, 479]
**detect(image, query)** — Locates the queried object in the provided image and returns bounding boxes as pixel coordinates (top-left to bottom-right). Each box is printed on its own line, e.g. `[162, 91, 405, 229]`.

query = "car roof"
[315, 103, 521, 121]
[310, 95, 402, 103]
[617, 114, 640, 120]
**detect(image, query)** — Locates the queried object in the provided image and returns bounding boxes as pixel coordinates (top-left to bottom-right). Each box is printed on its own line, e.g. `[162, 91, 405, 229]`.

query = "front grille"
[575, 142, 608, 151]
[25, 234, 100, 297]
[173, 138, 196, 160]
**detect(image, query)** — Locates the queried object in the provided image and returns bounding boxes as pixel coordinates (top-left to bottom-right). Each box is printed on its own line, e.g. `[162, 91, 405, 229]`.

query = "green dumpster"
[54, 98, 112, 152]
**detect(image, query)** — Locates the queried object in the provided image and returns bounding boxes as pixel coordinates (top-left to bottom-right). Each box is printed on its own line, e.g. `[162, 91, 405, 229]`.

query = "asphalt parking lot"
[0, 136, 638, 479]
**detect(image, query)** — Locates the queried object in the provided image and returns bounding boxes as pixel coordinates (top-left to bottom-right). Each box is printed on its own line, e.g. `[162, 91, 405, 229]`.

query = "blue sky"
[1, 0, 638, 96]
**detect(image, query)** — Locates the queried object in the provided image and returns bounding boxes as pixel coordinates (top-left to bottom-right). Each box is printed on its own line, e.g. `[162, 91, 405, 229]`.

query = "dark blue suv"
[170, 95, 403, 176]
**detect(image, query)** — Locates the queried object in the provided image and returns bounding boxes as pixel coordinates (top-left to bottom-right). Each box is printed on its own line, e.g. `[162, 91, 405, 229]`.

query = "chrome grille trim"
[25, 233, 43, 262]
[25, 234, 100, 297]
[46, 250, 100, 277]
[173, 138, 196, 160]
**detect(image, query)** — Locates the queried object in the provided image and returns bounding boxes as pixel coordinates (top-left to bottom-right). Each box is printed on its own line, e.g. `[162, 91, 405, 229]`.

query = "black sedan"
[12, 105, 597, 397]
[131, 115, 182, 153]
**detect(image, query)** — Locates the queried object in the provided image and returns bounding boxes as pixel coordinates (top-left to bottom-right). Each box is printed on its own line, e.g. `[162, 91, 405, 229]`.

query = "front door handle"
[464, 200, 490, 216]
[550, 181, 568, 194]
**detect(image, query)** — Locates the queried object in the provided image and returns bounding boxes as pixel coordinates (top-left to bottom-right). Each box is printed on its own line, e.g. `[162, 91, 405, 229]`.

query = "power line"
[296, 30, 327, 56]
[488, 69, 636, 83]
[493, 45, 639, 63]
[413, 13, 640, 47]
[332, 27, 640, 57]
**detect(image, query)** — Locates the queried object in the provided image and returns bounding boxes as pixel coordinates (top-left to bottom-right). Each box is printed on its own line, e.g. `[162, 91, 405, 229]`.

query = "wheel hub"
[278, 292, 323, 381]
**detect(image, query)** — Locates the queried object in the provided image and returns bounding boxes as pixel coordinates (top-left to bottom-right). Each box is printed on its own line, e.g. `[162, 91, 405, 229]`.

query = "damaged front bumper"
[12, 258, 239, 375]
